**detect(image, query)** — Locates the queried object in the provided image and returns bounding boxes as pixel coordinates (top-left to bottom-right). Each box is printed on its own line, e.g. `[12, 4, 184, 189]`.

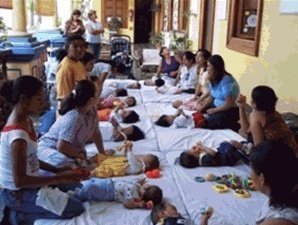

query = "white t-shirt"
[85, 20, 103, 44]
[157, 85, 180, 94]
[198, 70, 210, 95]
[171, 114, 194, 129]
[0, 126, 39, 190]
[256, 199, 298, 225]
[101, 86, 116, 99]
[179, 64, 198, 89]
[89, 62, 111, 77]
[110, 110, 123, 123]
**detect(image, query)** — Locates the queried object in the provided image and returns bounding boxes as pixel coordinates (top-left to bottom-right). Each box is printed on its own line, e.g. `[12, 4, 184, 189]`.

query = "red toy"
[146, 169, 160, 178]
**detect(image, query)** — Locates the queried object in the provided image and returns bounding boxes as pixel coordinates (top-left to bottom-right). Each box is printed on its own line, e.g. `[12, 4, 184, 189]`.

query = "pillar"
[52, 0, 59, 27]
[12, 0, 27, 33]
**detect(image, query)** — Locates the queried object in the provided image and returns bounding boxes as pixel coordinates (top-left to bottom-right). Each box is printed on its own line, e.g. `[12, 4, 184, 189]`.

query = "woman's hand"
[206, 108, 217, 115]
[236, 94, 247, 109]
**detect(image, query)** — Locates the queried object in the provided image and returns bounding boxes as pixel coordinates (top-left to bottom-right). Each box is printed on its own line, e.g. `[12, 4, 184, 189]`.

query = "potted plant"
[149, 32, 163, 48]
[0, 16, 7, 43]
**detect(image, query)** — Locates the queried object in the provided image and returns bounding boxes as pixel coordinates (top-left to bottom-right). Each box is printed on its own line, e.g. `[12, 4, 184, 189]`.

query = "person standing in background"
[85, 10, 104, 60]
[65, 9, 85, 37]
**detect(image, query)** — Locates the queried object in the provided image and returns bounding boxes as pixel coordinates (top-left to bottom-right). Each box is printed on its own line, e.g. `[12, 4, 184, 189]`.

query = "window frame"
[226, 0, 263, 56]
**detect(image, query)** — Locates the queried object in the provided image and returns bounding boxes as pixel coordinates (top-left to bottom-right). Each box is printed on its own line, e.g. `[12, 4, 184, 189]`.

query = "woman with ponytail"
[38, 79, 110, 168]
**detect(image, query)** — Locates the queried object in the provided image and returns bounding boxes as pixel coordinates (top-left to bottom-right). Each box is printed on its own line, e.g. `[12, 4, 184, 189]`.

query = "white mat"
[166, 150, 267, 225]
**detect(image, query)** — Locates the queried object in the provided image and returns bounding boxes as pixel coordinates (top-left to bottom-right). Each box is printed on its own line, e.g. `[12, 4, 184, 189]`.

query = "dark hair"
[115, 88, 127, 97]
[65, 35, 85, 51]
[251, 86, 278, 113]
[183, 51, 196, 65]
[134, 82, 141, 89]
[159, 47, 167, 58]
[87, 9, 96, 19]
[151, 202, 166, 225]
[89, 76, 99, 82]
[81, 52, 95, 65]
[122, 110, 139, 123]
[126, 125, 145, 141]
[197, 49, 212, 61]
[143, 185, 163, 206]
[179, 152, 199, 168]
[1, 76, 43, 105]
[114, 62, 126, 74]
[59, 80, 95, 115]
[126, 96, 136, 107]
[155, 115, 171, 127]
[208, 54, 230, 85]
[145, 154, 160, 171]
[155, 78, 165, 87]
[250, 140, 298, 208]
[56, 49, 68, 63]
[72, 9, 81, 17]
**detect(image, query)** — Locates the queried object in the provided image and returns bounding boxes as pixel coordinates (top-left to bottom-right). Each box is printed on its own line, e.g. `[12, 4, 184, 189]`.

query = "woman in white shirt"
[85, 10, 104, 59]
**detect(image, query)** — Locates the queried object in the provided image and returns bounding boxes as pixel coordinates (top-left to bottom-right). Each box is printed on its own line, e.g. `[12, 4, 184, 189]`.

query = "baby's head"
[172, 100, 183, 109]
[143, 154, 160, 171]
[116, 88, 128, 97]
[144, 79, 154, 86]
[127, 82, 141, 89]
[120, 110, 139, 123]
[141, 185, 163, 207]
[151, 201, 180, 225]
[124, 125, 145, 141]
[155, 78, 165, 87]
[155, 115, 175, 127]
[124, 96, 136, 107]
[180, 146, 216, 168]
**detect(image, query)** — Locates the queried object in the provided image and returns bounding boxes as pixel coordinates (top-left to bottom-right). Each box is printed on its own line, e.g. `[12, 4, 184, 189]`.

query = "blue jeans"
[0, 184, 84, 225]
[88, 43, 101, 59]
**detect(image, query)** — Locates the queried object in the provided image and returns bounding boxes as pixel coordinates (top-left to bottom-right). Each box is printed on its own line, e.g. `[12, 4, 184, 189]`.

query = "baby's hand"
[236, 94, 247, 108]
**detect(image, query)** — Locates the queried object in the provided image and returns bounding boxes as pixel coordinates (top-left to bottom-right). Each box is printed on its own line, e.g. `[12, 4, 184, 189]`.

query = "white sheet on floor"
[166, 150, 267, 225]
[35, 153, 188, 225]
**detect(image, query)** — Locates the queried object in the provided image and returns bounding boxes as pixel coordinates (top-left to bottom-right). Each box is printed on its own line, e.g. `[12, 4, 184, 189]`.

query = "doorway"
[198, 0, 216, 52]
[134, 0, 153, 44]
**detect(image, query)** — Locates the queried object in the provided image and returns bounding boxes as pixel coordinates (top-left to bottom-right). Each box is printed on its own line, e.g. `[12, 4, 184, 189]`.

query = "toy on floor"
[233, 188, 251, 198]
[212, 184, 229, 193]
[146, 169, 161, 179]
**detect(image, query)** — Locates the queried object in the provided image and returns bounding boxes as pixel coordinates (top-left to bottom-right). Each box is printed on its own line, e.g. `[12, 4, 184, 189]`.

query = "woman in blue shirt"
[199, 54, 240, 131]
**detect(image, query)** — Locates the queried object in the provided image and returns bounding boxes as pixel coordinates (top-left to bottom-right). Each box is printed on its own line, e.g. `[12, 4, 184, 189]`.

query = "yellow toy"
[212, 184, 229, 193]
[233, 189, 251, 198]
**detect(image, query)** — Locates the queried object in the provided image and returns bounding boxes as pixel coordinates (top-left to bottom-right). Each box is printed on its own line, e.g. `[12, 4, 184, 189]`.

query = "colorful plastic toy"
[233, 188, 251, 198]
[212, 184, 229, 193]
[146, 169, 160, 178]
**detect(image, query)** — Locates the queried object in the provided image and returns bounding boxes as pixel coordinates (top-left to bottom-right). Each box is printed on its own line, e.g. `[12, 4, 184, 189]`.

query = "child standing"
[0, 76, 88, 224]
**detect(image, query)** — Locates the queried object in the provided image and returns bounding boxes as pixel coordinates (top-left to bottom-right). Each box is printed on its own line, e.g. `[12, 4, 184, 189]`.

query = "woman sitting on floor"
[174, 51, 198, 94]
[156, 47, 180, 83]
[232, 85, 298, 157]
[198, 54, 240, 131]
[37, 80, 112, 168]
[172, 49, 211, 111]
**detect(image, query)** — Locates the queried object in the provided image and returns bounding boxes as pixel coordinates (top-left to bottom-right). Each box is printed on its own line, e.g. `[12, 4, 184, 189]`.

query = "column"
[52, 0, 59, 27]
[12, 0, 27, 34]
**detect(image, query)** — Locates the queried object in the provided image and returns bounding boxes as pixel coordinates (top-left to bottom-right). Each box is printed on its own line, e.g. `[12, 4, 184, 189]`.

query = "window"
[227, 0, 263, 56]
[102, 0, 128, 28]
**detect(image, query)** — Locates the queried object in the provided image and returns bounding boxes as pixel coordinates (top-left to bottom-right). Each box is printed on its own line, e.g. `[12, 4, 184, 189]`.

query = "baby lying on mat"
[92, 141, 159, 178]
[179, 142, 244, 168]
[155, 109, 205, 129]
[75, 177, 163, 209]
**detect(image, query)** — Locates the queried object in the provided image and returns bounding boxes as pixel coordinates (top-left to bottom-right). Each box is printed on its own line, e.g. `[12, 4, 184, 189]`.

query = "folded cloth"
[36, 187, 69, 216]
